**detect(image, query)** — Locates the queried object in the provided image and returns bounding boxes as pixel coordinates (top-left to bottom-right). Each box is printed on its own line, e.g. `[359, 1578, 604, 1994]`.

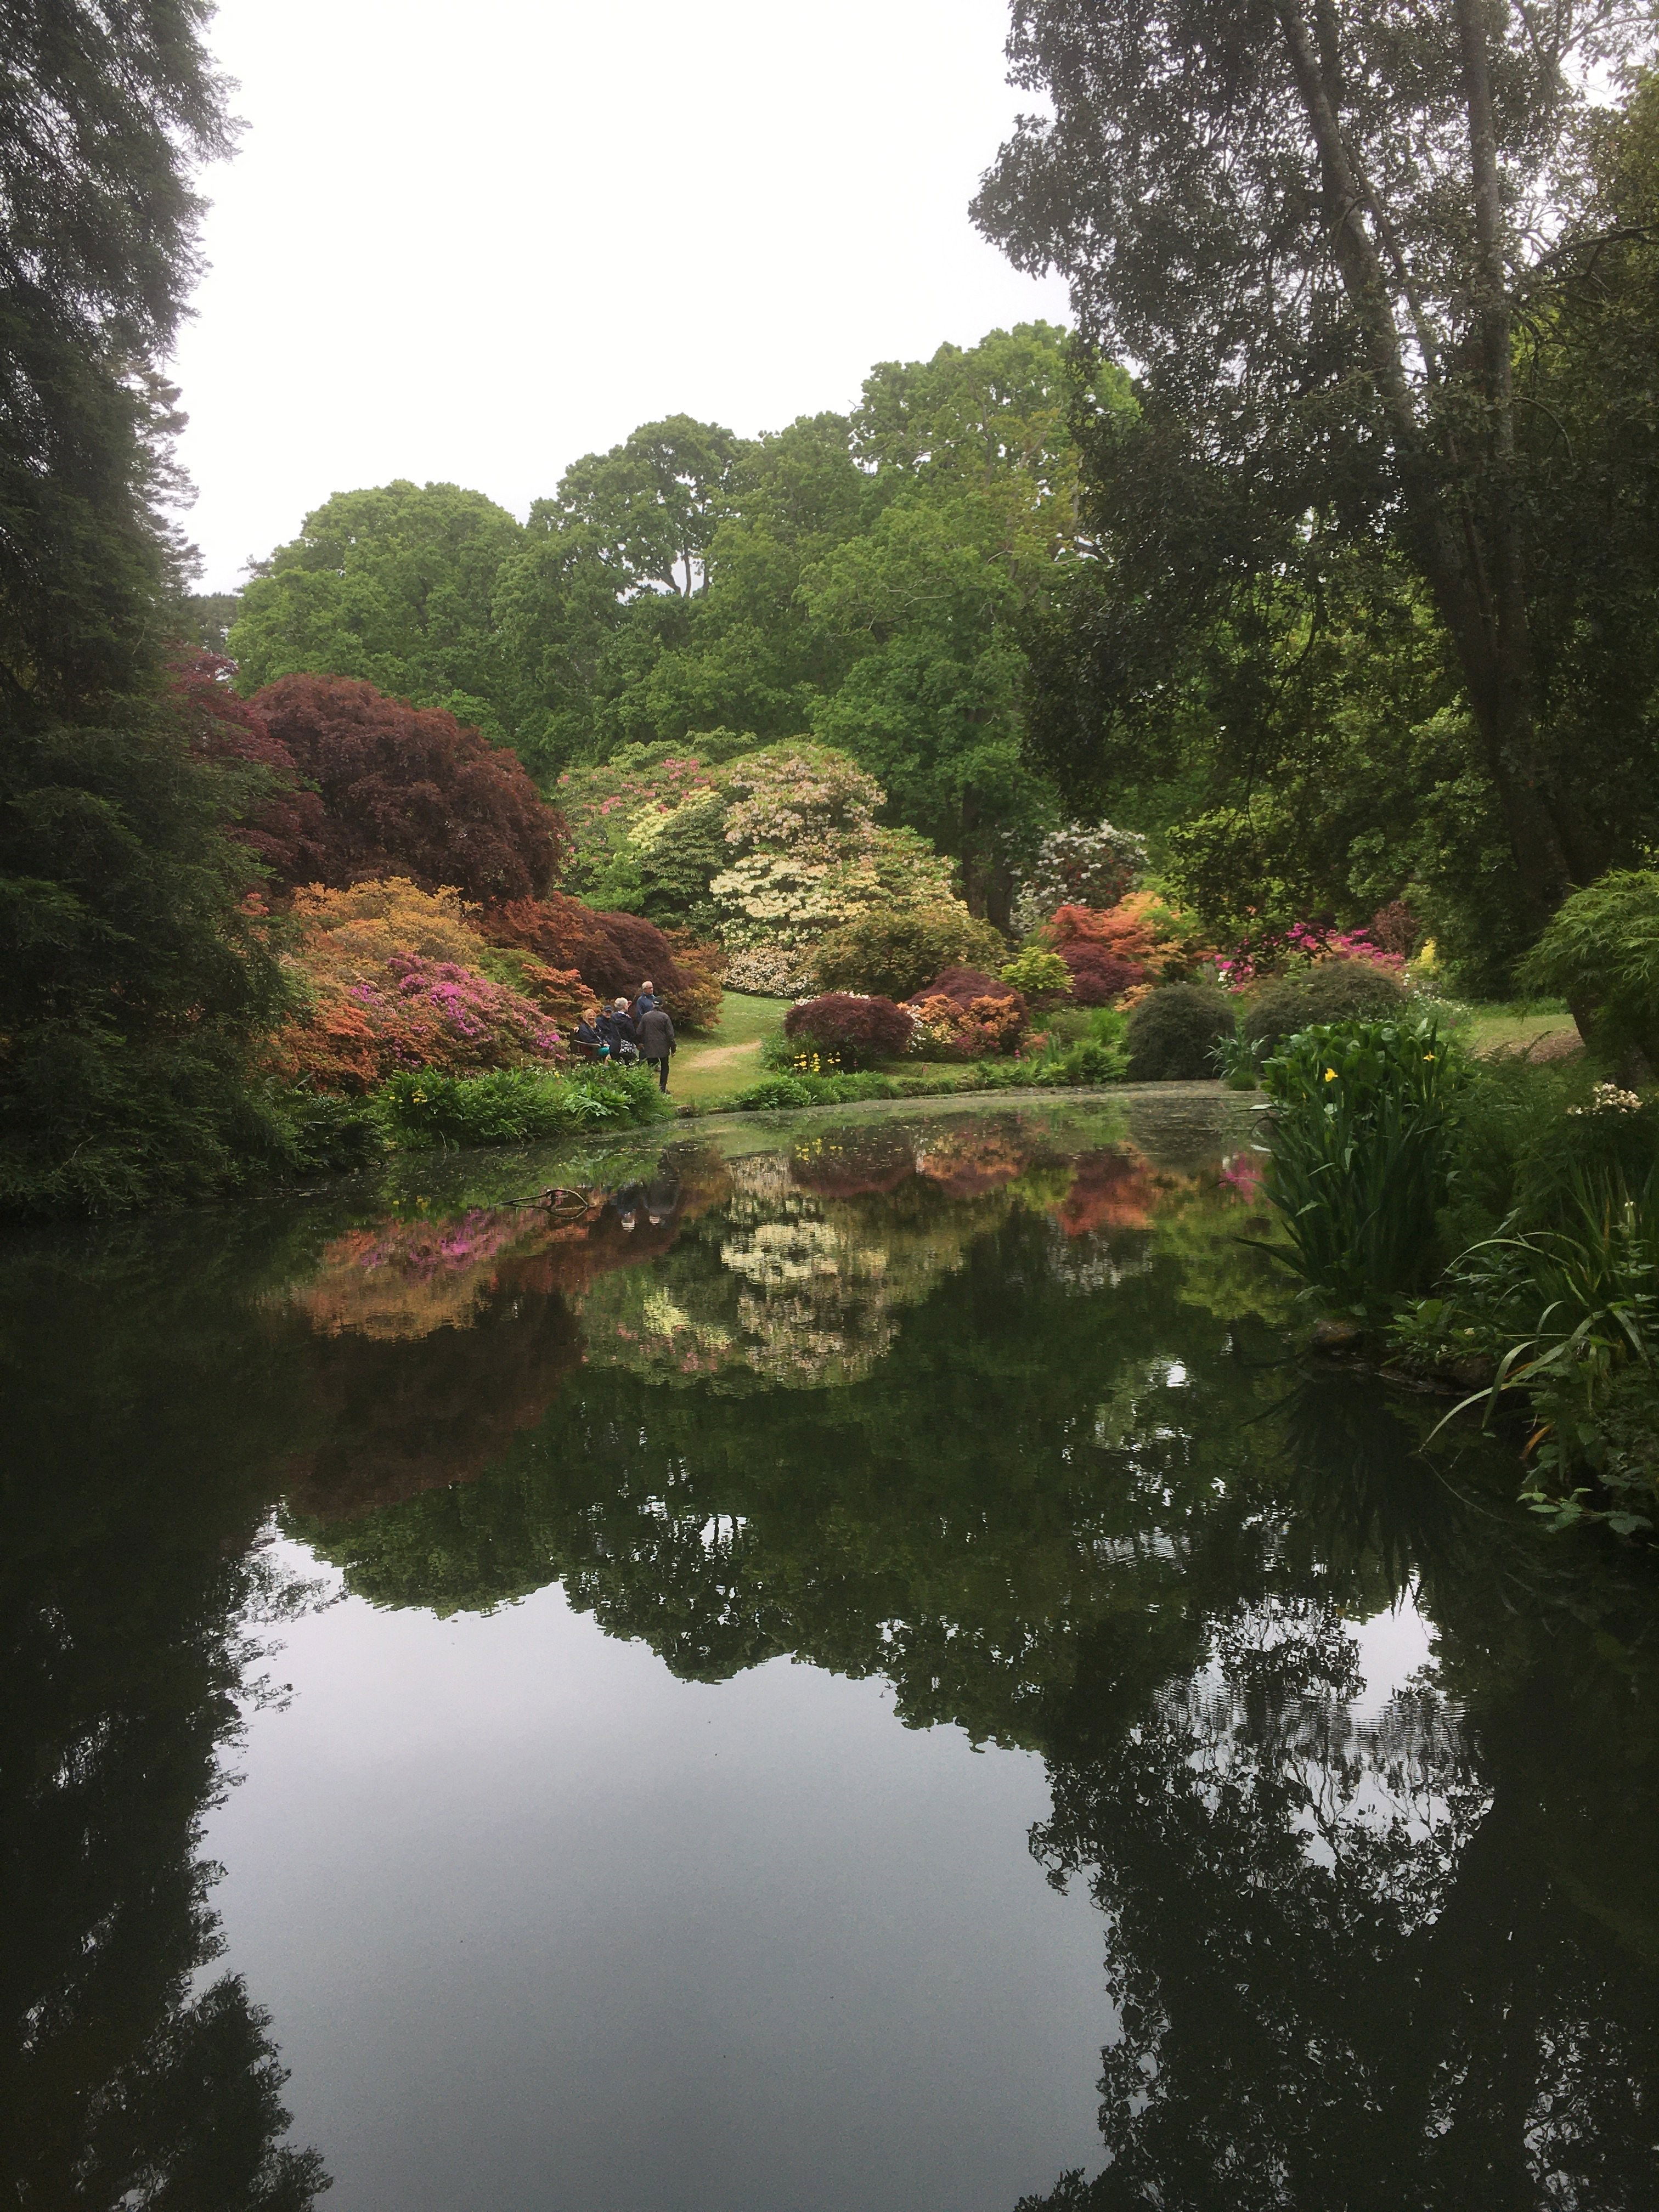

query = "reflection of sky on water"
[206, 1553, 1114, 2212]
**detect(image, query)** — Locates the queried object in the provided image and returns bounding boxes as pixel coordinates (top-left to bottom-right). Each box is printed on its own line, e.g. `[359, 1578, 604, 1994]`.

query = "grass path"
[1461, 1000, 1579, 1058]
[671, 992, 794, 1106]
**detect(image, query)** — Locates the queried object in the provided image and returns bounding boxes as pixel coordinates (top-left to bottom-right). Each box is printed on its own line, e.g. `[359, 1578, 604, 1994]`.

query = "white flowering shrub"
[711, 743, 969, 992]
[1012, 820, 1149, 936]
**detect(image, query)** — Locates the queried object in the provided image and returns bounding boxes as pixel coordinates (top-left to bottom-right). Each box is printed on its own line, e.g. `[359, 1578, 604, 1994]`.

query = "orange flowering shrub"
[904, 967, 1029, 1059]
[1042, 893, 1218, 1003]
[266, 878, 571, 1092]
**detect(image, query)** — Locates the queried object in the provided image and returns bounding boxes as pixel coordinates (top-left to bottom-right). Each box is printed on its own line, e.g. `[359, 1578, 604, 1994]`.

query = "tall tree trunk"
[1279, 0, 1587, 1009]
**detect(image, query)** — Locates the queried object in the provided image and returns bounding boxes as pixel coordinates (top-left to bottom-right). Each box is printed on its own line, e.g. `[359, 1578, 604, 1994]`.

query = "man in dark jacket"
[636, 1003, 676, 1091]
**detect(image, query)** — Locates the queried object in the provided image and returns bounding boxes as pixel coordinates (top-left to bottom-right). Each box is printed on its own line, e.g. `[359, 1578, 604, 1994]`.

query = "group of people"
[573, 980, 678, 1092]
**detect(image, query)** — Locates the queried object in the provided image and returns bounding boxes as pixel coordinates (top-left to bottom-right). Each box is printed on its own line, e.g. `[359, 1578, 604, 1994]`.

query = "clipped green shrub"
[1261, 1018, 1464, 1310]
[371, 1063, 666, 1149]
[811, 908, 1006, 1002]
[724, 1065, 1011, 1112]
[1241, 958, 1408, 1057]
[1125, 984, 1236, 1080]
[1516, 868, 1659, 1068]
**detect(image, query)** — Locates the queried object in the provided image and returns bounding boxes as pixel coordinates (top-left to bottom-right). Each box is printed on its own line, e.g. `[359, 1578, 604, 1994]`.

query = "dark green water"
[5, 1096, 1657, 2211]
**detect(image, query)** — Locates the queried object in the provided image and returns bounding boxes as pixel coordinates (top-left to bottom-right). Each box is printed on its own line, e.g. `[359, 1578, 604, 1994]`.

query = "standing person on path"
[631, 979, 659, 1029]
[636, 1002, 676, 1092]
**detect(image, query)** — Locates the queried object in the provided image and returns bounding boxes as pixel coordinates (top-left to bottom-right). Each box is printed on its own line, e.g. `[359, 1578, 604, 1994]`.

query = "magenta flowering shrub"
[379, 955, 565, 1065]
[1216, 919, 1407, 987]
[266, 882, 569, 1091]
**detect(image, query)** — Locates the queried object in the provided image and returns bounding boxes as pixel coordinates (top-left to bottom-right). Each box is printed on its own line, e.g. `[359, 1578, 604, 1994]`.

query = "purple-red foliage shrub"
[478, 893, 722, 1029]
[173, 650, 330, 877]
[1058, 943, 1146, 1006]
[911, 967, 1030, 1019]
[1367, 900, 1425, 960]
[783, 992, 914, 1069]
[250, 674, 565, 901]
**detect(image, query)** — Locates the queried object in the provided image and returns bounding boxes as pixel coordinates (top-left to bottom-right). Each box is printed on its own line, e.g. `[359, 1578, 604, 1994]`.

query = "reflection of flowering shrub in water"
[1220, 1151, 1266, 1203]
[915, 1128, 1031, 1198]
[286, 1209, 544, 1339]
[1053, 1148, 1159, 1237]
[579, 1150, 1003, 1390]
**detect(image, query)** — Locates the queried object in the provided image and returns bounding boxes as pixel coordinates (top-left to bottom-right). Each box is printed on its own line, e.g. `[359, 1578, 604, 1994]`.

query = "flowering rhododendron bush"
[556, 744, 731, 924]
[267, 880, 567, 1091]
[560, 737, 983, 997]
[1217, 917, 1408, 986]
[712, 744, 968, 995]
[905, 968, 1029, 1058]
[1011, 819, 1149, 934]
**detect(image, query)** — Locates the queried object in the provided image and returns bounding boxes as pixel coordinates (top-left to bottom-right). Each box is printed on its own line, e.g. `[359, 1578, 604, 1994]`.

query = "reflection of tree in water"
[579, 1125, 1165, 1393]
[1023, 1567, 1659, 2210]
[277, 1276, 585, 1521]
[1, 1233, 329, 2207]
[16, 1121, 1651, 2205]
[289, 1139, 1659, 2206]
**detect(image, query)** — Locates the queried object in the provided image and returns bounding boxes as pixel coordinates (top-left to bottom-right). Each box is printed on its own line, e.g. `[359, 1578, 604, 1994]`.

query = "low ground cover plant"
[724, 1065, 1012, 1112]
[373, 1063, 668, 1149]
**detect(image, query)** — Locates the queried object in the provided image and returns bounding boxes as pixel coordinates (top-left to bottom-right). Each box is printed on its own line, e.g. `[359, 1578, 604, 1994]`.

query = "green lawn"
[671, 992, 794, 1107]
[1459, 998, 1577, 1057]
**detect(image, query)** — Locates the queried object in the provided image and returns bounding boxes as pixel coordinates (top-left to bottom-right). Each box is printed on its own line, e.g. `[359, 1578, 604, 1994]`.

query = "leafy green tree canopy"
[229, 479, 525, 742]
[974, 0, 1658, 945]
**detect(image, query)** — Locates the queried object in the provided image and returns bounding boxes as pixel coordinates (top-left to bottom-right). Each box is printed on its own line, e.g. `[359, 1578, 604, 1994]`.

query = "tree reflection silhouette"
[290, 1152, 1659, 2209]
[5, 1116, 1657, 2208]
[1, 1226, 330, 2206]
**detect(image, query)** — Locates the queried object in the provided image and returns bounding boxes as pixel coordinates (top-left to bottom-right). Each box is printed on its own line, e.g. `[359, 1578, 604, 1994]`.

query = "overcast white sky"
[171, 0, 1070, 591]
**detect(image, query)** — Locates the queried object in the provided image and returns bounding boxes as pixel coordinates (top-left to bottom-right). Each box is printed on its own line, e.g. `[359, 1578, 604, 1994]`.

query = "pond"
[7, 1094, 1659, 2211]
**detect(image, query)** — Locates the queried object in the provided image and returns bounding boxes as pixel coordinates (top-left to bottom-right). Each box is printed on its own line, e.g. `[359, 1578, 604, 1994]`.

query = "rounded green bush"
[1517, 868, 1659, 1066]
[812, 909, 1006, 1002]
[1125, 984, 1236, 1080]
[1242, 958, 1407, 1058]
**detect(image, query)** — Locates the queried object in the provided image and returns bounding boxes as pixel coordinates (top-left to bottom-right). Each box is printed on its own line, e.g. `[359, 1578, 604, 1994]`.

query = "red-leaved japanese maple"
[250, 674, 565, 901]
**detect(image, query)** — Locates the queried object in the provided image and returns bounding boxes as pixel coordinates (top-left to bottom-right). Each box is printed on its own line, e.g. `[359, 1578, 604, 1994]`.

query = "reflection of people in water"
[644, 1174, 680, 1227]
[611, 1181, 646, 1232]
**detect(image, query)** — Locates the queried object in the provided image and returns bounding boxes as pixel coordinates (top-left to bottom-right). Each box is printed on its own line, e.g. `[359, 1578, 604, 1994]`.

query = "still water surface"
[6, 1094, 1658, 2210]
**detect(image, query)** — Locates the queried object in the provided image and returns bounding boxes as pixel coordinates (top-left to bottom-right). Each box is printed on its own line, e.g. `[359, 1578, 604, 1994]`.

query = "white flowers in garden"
[1011, 820, 1148, 934]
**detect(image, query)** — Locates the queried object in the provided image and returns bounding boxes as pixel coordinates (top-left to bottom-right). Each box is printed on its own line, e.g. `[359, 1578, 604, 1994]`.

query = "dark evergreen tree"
[0, 1, 293, 1212]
